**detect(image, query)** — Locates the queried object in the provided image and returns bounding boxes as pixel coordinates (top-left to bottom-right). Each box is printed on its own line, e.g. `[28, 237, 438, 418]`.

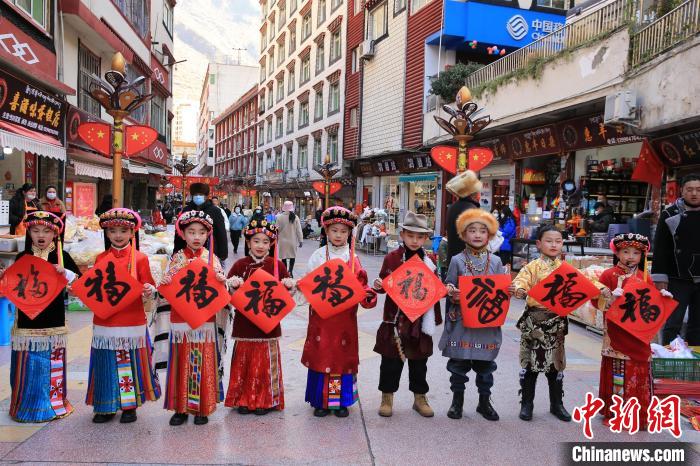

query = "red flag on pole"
[631, 139, 664, 188]
[124, 125, 159, 156]
[77, 122, 112, 157]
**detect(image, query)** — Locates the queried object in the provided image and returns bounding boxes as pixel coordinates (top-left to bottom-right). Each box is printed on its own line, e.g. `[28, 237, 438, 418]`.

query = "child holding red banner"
[372, 211, 442, 418]
[85, 208, 160, 424]
[512, 225, 573, 422]
[7, 211, 80, 422]
[225, 219, 294, 415]
[441, 209, 506, 421]
[597, 233, 672, 426]
[302, 206, 377, 418]
[158, 210, 228, 426]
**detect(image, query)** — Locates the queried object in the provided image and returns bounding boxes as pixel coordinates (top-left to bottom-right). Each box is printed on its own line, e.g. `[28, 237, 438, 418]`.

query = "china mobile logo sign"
[506, 15, 529, 41]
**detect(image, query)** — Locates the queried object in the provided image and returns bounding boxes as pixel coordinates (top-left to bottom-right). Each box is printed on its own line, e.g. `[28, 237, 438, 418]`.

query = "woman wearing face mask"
[9, 183, 40, 235]
[41, 185, 66, 217]
[228, 205, 249, 255]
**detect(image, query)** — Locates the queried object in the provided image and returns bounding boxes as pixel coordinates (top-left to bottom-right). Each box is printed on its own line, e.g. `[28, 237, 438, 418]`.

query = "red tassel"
[208, 230, 214, 266]
[273, 239, 279, 280]
[350, 231, 356, 274]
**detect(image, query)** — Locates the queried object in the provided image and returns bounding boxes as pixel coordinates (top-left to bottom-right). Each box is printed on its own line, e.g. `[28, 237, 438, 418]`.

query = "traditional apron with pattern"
[116, 349, 137, 410]
[49, 347, 69, 416]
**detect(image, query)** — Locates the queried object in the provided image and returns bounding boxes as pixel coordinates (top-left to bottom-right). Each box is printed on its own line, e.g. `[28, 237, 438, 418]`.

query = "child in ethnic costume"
[160, 210, 228, 426]
[512, 225, 572, 422]
[372, 211, 441, 418]
[86, 208, 160, 423]
[597, 233, 672, 426]
[440, 209, 505, 421]
[302, 206, 377, 418]
[226, 219, 294, 414]
[8, 211, 80, 422]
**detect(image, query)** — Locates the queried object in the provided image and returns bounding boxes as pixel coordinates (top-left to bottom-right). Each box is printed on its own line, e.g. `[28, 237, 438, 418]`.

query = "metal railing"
[465, 0, 636, 90]
[629, 0, 700, 67]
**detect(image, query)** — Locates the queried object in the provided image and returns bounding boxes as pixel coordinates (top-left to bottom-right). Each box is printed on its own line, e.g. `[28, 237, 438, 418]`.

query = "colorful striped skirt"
[225, 339, 284, 410]
[599, 355, 653, 427]
[10, 344, 73, 422]
[164, 335, 223, 416]
[85, 333, 161, 414]
[305, 370, 358, 410]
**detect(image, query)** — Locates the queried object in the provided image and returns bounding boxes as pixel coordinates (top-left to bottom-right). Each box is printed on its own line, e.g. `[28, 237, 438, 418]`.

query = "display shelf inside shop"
[582, 175, 648, 221]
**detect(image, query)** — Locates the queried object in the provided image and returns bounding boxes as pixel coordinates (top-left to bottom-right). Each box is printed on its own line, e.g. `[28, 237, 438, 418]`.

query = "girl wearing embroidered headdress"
[6, 211, 80, 422]
[301, 206, 377, 418]
[86, 208, 160, 424]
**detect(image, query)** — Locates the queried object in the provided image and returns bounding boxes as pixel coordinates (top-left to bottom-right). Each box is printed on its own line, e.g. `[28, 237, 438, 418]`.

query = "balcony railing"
[465, 0, 636, 90]
[630, 0, 700, 67]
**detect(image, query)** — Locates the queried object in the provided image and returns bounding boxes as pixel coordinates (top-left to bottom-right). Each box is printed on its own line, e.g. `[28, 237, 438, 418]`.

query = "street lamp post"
[174, 151, 196, 209]
[313, 154, 340, 209]
[88, 52, 153, 207]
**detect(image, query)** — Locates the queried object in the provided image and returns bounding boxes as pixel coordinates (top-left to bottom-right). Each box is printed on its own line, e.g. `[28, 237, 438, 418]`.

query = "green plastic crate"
[652, 355, 700, 381]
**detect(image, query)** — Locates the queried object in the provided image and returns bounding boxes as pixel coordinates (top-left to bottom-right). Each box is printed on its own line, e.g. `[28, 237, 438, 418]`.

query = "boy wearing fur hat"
[372, 211, 442, 418]
[445, 170, 482, 269]
[440, 209, 506, 421]
[173, 182, 228, 262]
[86, 209, 160, 424]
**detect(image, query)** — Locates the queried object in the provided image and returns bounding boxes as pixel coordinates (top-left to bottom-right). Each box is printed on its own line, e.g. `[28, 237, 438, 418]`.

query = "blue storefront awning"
[399, 174, 438, 183]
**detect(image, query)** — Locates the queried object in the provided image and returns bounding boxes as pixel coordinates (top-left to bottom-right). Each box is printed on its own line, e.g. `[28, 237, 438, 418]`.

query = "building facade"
[196, 63, 258, 177]
[174, 101, 198, 142]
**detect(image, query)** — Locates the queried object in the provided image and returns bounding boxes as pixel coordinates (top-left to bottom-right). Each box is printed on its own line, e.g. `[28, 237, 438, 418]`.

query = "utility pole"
[232, 47, 247, 65]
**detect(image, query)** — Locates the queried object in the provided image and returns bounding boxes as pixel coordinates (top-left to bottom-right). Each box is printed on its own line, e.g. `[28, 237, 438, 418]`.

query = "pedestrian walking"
[276, 201, 303, 277]
[228, 205, 248, 255]
[497, 206, 517, 266]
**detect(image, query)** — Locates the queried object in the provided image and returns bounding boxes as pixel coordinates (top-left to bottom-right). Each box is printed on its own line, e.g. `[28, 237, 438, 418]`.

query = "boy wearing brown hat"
[372, 211, 442, 417]
[173, 182, 228, 262]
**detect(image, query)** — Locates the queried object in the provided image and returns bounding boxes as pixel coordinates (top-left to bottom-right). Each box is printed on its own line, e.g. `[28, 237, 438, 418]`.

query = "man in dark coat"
[445, 170, 483, 267]
[173, 182, 228, 262]
[652, 174, 700, 344]
[587, 202, 614, 233]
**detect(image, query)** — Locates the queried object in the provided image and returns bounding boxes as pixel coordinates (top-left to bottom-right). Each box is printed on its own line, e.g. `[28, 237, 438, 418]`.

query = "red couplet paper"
[157, 258, 231, 329]
[0, 255, 67, 320]
[459, 274, 512, 328]
[297, 258, 366, 319]
[383, 255, 446, 322]
[71, 257, 144, 320]
[528, 262, 600, 316]
[606, 280, 678, 344]
[230, 268, 296, 334]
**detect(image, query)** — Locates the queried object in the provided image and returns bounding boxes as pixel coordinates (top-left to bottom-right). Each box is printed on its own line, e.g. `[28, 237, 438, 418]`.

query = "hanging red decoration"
[124, 125, 159, 156]
[77, 122, 112, 157]
[430, 145, 458, 175]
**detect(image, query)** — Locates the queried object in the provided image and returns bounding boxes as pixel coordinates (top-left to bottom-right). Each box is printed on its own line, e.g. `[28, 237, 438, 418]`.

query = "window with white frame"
[11, 0, 50, 29]
[317, 0, 327, 26]
[314, 89, 324, 121]
[367, 1, 388, 41]
[351, 47, 360, 73]
[267, 122, 273, 142]
[258, 155, 263, 174]
[279, 4, 286, 27]
[270, 50, 275, 70]
[313, 137, 323, 165]
[301, 56, 311, 83]
[302, 13, 312, 40]
[328, 82, 340, 114]
[288, 67, 296, 93]
[287, 107, 294, 133]
[331, 0, 343, 12]
[151, 94, 166, 135]
[394, 0, 406, 13]
[279, 41, 285, 65]
[258, 125, 265, 145]
[411, 0, 430, 14]
[260, 61, 267, 82]
[261, 31, 268, 52]
[290, 0, 297, 13]
[330, 30, 342, 63]
[78, 42, 101, 117]
[259, 93, 266, 112]
[267, 90, 274, 109]
[329, 134, 338, 162]
[350, 107, 358, 128]
[276, 116, 283, 138]
[290, 28, 297, 52]
[276, 78, 284, 101]
[299, 101, 309, 127]
[270, 17, 276, 40]
[163, 1, 174, 35]
[114, 0, 150, 39]
[315, 43, 325, 74]
[286, 149, 293, 170]
[262, 1, 268, 16]
[298, 143, 308, 169]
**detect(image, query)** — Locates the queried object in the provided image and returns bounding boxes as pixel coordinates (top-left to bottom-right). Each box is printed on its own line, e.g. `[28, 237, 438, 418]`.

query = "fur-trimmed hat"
[99, 208, 141, 230]
[244, 218, 278, 240]
[610, 233, 650, 253]
[456, 208, 499, 240]
[24, 210, 64, 234]
[321, 206, 358, 229]
[176, 210, 213, 238]
[189, 182, 210, 196]
[446, 170, 482, 199]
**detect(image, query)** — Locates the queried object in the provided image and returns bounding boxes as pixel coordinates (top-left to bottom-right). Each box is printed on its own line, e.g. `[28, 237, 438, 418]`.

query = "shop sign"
[652, 129, 700, 166]
[403, 154, 433, 171]
[557, 115, 642, 151]
[477, 137, 509, 161]
[73, 182, 96, 217]
[150, 54, 170, 93]
[166, 176, 220, 189]
[0, 68, 64, 140]
[376, 158, 398, 174]
[0, 17, 57, 78]
[507, 125, 560, 159]
[134, 139, 168, 166]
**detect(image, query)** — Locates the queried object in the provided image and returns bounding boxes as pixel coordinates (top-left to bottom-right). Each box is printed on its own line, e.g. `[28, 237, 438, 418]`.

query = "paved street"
[0, 240, 697, 465]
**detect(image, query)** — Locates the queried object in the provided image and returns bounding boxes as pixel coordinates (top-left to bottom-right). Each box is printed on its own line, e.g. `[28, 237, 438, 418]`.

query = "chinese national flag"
[459, 274, 512, 328]
[230, 268, 296, 334]
[606, 280, 677, 346]
[632, 139, 664, 188]
[469, 147, 494, 172]
[0, 255, 67, 319]
[297, 258, 367, 319]
[383, 255, 446, 322]
[77, 122, 112, 157]
[70, 257, 144, 320]
[430, 146, 458, 175]
[311, 181, 343, 196]
[124, 125, 159, 156]
[528, 262, 600, 317]
[157, 259, 231, 329]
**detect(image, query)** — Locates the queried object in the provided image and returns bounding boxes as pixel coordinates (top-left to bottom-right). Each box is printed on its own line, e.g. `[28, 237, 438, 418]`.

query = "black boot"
[92, 413, 116, 423]
[447, 391, 464, 419]
[237, 406, 251, 415]
[313, 408, 330, 417]
[194, 415, 209, 425]
[476, 394, 499, 421]
[334, 407, 349, 417]
[519, 371, 537, 421]
[547, 372, 572, 422]
[119, 409, 137, 423]
[169, 413, 188, 426]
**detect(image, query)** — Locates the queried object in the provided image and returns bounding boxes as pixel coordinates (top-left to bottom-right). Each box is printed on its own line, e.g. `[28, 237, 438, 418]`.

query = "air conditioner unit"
[360, 39, 375, 59]
[604, 90, 639, 124]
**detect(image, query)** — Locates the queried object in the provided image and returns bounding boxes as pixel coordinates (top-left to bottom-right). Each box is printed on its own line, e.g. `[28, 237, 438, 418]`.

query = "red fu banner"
[297, 258, 366, 319]
[459, 275, 512, 328]
[71, 257, 143, 320]
[383, 255, 446, 322]
[158, 258, 230, 329]
[606, 280, 678, 345]
[528, 262, 600, 316]
[230, 268, 296, 334]
[0, 255, 67, 319]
